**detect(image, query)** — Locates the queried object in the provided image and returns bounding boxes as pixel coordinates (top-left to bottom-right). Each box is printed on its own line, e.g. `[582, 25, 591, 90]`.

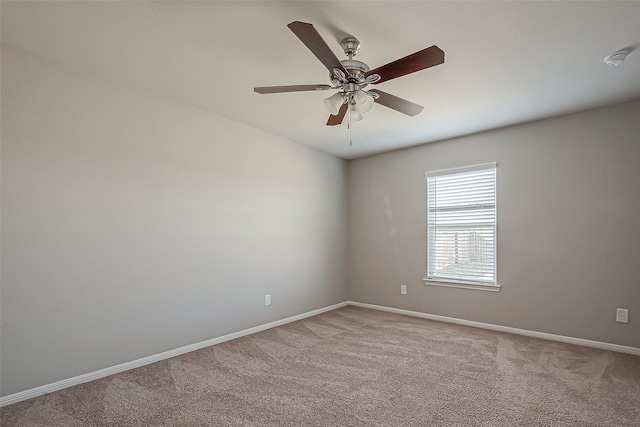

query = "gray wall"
[2, 42, 639, 399]
[1, 45, 348, 396]
[348, 99, 640, 348]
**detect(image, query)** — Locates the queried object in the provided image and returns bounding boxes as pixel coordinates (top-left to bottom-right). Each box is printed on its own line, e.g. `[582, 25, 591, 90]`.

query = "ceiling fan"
[254, 21, 445, 126]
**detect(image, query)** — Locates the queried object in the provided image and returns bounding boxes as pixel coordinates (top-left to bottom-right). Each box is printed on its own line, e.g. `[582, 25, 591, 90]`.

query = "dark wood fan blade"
[366, 45, 444, 84]
[369, 89, 424, 116]
[254, 84, 332, 94]
[327, 103, 348, 126]
[288, 21, 348, 75]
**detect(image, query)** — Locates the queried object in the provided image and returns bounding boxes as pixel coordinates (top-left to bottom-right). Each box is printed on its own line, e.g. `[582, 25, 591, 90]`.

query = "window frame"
[423, 163, 500, 292]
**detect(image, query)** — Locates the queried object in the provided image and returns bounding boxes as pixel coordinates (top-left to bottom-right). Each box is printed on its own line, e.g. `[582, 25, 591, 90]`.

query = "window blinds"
[426, 163, 497, 285]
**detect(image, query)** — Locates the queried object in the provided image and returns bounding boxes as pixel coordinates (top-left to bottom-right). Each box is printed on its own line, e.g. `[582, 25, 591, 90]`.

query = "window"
[425, 163, 498, 291]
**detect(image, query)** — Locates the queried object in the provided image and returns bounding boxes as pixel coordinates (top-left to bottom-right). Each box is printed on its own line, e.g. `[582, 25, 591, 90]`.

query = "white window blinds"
[426, 163, 497, 286]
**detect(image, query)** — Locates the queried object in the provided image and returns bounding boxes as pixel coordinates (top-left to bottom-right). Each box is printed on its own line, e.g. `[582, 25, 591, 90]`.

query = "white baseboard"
[347, 301, 640, 356]
[3, 300, 637, 407]
[0, 301, 348, 408]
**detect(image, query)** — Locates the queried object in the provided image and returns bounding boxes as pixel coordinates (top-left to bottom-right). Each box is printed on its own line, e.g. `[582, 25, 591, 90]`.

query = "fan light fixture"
[323, 89, 374, 117]
[323, 92, 344, 115]
[353, 90, 374, 113]
[350, 110, 364, 122]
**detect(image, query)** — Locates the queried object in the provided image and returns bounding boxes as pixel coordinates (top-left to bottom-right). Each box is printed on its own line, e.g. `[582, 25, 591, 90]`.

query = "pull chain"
[348, 103, 352, 147]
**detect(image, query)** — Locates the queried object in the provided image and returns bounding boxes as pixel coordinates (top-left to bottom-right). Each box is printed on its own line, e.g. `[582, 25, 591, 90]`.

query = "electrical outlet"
[400, 284, 407, 295]
[616, 308, 628, 323]
[264, 294, 271, 306]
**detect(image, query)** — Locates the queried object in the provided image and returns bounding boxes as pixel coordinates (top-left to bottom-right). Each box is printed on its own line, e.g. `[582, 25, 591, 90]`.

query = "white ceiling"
[2, 1, 640, 159]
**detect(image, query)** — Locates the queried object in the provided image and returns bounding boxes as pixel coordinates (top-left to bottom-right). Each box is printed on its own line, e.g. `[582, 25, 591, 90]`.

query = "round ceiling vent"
[603, 50, 629, 66]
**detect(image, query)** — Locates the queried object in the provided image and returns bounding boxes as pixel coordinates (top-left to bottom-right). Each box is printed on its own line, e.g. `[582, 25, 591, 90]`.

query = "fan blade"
[288, 21, 348, 75]
[369, 89, 424, 116]
[327, 103, 348, 126]
[254, 84, 332, 94]
[366, 45, 444, 84]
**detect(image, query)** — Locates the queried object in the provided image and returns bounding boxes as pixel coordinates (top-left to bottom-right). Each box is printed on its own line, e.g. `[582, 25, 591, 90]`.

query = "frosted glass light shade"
[350, 109, 364, 122]
[353, 90, 374, 113]
[323, 92, 344, 115]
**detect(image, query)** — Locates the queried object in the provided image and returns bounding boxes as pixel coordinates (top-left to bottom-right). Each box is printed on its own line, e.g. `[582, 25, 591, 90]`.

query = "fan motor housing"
[330, 59, 371, 86]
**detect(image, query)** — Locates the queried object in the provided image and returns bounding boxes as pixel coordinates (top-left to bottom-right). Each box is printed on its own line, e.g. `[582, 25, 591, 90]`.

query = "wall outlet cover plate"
[616, 308, 629, 323]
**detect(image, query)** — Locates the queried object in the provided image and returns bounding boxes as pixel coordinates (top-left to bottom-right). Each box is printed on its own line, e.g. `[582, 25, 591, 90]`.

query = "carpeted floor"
[1, 306, 639, 426]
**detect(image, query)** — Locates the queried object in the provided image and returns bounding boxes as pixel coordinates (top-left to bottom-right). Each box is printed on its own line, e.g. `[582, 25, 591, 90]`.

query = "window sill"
[423, 279, 501, 292]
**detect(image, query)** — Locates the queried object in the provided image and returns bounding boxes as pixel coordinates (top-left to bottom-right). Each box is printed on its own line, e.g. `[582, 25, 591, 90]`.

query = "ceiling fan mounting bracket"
[340, 37, 361, 58]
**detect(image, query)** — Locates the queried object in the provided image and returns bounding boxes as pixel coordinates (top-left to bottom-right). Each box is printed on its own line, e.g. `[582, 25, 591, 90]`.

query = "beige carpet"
[2, 306, 639, 426]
